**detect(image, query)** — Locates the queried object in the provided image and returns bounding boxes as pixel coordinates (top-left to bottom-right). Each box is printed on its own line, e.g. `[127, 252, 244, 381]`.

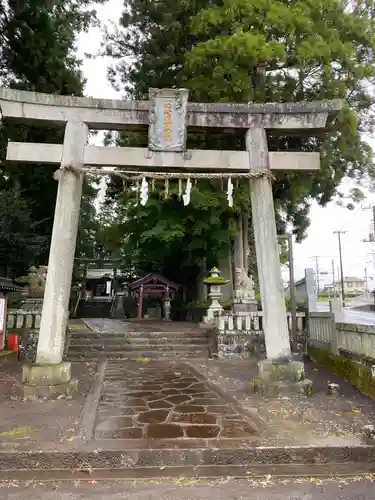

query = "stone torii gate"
[0, 88, 341, 395]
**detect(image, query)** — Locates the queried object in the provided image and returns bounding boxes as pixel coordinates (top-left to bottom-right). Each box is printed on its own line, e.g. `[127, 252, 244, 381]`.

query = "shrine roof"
[0, 277, 23, 293]
[130, 273, 178, 291]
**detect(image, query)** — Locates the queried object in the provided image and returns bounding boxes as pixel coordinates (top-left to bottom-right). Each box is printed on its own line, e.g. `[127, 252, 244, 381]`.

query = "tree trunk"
[218, 248, 233, 301]
[196, 259, 207, 302]
[242, 212, 249, 271]
[233, 215, 244, 271]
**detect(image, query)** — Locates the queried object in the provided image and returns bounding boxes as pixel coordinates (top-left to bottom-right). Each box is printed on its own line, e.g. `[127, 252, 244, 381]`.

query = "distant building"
[325, 277, 366, 296]
[81, 262, 130, 298]
[284, 277, 308, 304]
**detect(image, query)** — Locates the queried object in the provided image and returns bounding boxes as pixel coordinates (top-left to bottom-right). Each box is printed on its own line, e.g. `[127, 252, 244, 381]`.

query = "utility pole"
[333, 230, 347, 307]
[365, 267, 369, 297]
[332, 259, 336, 298]
[311, 256, 320, 294]
[361, 204, 375, 241]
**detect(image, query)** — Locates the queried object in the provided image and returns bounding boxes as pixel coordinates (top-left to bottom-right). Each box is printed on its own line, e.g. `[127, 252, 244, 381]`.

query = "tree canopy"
[0, 0, 106, 276]
[102, 0, 375, 296]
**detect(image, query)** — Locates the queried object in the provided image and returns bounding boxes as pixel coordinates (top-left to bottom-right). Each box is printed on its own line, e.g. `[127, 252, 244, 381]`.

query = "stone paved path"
[94, 360, 256, 441]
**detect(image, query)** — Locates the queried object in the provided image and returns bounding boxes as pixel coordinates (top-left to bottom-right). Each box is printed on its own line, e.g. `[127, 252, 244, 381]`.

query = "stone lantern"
[203, 267, 229, 323]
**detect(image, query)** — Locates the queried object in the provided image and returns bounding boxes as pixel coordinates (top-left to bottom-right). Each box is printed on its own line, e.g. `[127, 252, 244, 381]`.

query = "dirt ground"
[0, 357, 96, 449]
[188, 358, 375, 446]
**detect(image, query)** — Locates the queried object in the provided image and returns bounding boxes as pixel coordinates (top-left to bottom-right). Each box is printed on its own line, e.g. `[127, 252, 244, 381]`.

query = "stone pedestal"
[21, 298, 43, 312]
[233, 299, 258, 314]
[22, 361, 78, 399]
[251, 359, 313, 397]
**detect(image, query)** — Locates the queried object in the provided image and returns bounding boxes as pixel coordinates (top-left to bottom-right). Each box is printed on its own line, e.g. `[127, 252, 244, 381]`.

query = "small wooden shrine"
[130, 273, 178, 319]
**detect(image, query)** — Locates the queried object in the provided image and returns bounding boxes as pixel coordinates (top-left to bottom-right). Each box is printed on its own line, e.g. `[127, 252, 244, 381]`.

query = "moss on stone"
[309, 346, 375, 399]
[203, 276, 228, 285]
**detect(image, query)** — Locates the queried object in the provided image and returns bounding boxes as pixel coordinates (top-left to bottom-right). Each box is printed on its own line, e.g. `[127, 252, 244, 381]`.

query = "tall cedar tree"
[103, 0, 375, 298]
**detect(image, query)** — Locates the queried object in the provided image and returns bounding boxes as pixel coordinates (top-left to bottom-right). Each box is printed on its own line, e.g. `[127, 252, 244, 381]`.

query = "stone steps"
[69, 337, 208, 346]
[67, 351, 208, 360]
[70, 331, 206, 339]
[68, 344, 208, 354]
[66, 329, 210, 360]
[1, 446, 374, 480]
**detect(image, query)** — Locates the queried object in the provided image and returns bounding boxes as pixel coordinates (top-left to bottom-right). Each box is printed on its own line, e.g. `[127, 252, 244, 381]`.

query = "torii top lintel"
[0, 87, 342, 135]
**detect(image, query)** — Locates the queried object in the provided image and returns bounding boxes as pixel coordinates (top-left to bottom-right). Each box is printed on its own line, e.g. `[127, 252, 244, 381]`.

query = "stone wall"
[308, 314, 375, 362]
[217, 311, 307, 357]
[336, 322, 375, 361]
[308, 315, 375, 398]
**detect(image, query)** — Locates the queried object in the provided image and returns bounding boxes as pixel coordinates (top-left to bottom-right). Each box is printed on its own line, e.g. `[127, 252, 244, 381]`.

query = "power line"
[310, 256, 320, 293]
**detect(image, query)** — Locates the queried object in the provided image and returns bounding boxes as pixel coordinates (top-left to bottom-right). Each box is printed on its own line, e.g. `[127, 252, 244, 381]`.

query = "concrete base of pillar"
[22, 361, 78, 399]
[250, 359, 314, 397]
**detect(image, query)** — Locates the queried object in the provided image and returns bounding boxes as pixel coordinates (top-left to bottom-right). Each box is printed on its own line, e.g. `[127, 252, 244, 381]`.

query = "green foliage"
[76, 180, 100, 259]
[100, 184, 239, 298]
[0, 187, 47, 276]
[103, 0, 375, 297]
[0, 0, 106, 275]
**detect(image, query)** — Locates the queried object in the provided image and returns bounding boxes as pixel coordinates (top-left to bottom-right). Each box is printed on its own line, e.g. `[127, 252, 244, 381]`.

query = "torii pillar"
[246, 128, 312, 396]
[23, 121, 88, 398]
[246, 128, 290, 360]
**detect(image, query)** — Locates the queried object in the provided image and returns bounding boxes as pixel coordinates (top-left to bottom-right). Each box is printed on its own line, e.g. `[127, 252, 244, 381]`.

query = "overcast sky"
[77, 0, 375, 288]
